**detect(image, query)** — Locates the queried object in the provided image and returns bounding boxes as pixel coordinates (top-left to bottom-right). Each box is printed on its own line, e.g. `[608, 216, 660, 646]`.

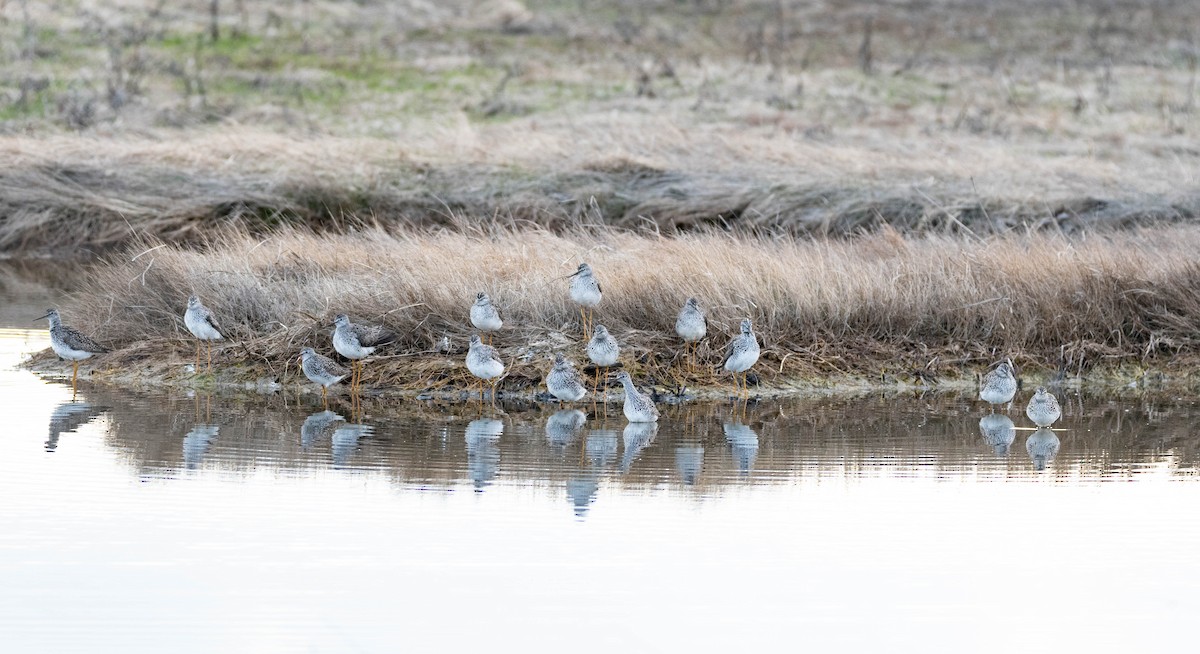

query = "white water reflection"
[301, 410, 344, 449]
[1027, 427, 1062, 471]
[46, 400, 108, 452]
[465, 418, 503, 491]
[545, 409, 586, 447]
[723, 421, 759, 475]
[182, 424, 219, 470]
[979, 414, 1017, 455]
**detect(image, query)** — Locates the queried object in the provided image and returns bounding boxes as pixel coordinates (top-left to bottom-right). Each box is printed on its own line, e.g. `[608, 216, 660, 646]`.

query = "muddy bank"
[23, 345, 1189, 407]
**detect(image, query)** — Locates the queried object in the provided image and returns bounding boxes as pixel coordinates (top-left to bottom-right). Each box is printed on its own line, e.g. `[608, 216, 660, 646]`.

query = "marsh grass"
[1, 1, 1198, 253]
[45, 225, 1200, 392]
[3, 133, 1197, 254]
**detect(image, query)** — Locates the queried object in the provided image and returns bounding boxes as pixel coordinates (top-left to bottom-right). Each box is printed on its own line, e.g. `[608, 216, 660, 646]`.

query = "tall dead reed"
[54, 225, 1200, 388]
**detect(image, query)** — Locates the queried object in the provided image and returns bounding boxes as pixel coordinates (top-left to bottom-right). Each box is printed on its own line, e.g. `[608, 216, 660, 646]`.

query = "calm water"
[3, 271, 1200, 652]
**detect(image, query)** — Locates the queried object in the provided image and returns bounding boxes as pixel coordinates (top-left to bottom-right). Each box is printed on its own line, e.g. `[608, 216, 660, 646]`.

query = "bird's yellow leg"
[72, 361, 79, 393]
[194, 341, 200, 373]
[207, 341, 213, 373]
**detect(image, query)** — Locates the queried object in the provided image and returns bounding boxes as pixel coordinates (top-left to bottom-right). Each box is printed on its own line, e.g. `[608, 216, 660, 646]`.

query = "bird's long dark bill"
[33, 312, 51, 322]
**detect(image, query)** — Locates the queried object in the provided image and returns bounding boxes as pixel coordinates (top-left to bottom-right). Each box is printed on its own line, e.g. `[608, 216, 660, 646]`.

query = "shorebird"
[466, 334, 505, 406]
[546, 353, 587, 402]
[184, 295, 223, 374]
[35, 308, 109, 392]
[1025, 387, 1062, 427]
[675, 297, 707, 371]
[613, 370, 659, 423]
[332, 313, 396, 392]
[586, 325, 619, 400]
[722, 318, 760, 401]
[298, 347, 349, 407]
[979, 359, 1017, 411]
[470, 292, 503, 345]
[568, 262, 602, 336]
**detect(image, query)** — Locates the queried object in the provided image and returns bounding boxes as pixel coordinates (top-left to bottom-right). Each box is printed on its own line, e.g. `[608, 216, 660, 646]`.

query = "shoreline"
[22, 347, 1185, 405]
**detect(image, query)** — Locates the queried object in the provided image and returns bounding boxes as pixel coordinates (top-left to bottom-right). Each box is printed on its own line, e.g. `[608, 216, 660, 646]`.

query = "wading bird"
[332, 314, 396, 392]
[614, 371, 660, 423]
[184, 295, 223, 374]
[466, 334, 505, 407]
[586, 325, 619, 400]
[722, 318, 760, 401]
[35, 308, 109, 393]
[569, 263, 602, 336]
[1025, 387, 1062, 428]
[298, 347, 349, 408]
[470, 292, 503, 345]
[675, 297, 707, 371]
[979, 359, 1017, 411]
[546, 353, 587, 403]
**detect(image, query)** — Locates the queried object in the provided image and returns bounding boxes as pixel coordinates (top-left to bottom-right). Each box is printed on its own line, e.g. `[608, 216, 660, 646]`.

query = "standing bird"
[1025, 387, 1062, 428]
[675, 297, 707, 372]
[470, 292, 503, 345]
[332, 313, 396, 392]
[546, 353, 587, 403]
[35, 308, 109, 393]
[979, 359, 1017, 411]
[568, 262, 602, 336]
[722, 318, 760, 401]
[613, 371, 660, 423]
[297, 347, 349, 408]
[586, 325, 620, 400]
[183, 295, 223, 374]
[466, 334, 505, 406]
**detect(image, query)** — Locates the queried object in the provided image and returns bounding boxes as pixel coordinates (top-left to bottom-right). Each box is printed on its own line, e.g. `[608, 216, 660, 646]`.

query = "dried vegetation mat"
[26, 225, 1200, 396]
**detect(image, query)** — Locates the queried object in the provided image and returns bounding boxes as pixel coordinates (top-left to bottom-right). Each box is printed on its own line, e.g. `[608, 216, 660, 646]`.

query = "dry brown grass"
[46, 225, 1200, 392]
[2, 131, 1197, 254]
[1, 1, 1198, 253]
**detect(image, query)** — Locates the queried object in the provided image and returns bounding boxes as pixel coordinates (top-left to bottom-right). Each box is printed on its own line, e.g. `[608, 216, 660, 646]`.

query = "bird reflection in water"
[545, 409, 586, 449]
[1026, 427, 1060, 471]
[618, 422, 657, 474]
[722, 421, 759, 475]
[182, 424, 219, 470]
[675, 444, 705, 486]
[565, 428, 619, 518]
[978, 414, 1017, 456]
[465, 418, 503, 491]
[300, 410, 345, 449]
[583, 429, 619, 469]
[332, 423, 374, 469]
[45, 400, 108, 452]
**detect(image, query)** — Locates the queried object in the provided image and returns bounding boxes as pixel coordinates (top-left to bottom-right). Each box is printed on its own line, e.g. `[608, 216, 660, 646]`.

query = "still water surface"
[2, 291, 1200, 651]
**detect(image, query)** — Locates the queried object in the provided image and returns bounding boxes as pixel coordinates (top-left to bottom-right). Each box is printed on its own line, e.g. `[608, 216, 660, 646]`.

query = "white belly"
[333, 331, 372, 360]
[676, 322, 706, 342]
[470, 306, 503, 332]
[468, 358, 505, 380]
[724, 348, 759, 373]
[979, 384, 1016, 404]
[570, 283, 601, 307]
[51, 340, 94, 362]
[184, 312, 222, 341]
